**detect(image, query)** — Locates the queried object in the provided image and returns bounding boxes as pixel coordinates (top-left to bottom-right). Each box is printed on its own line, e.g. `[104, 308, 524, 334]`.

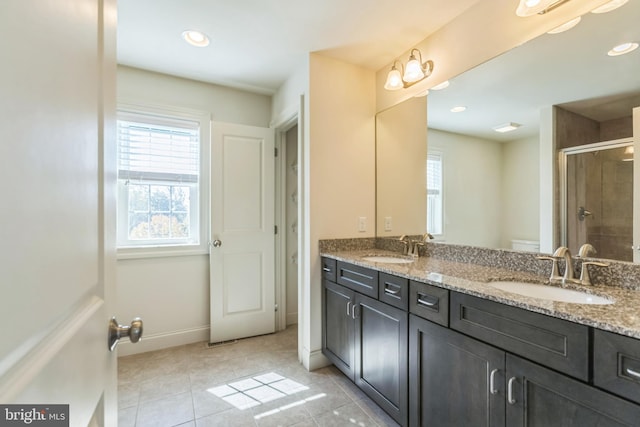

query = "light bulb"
[384, 68, 404, 91]
[403, 57, 425, 83]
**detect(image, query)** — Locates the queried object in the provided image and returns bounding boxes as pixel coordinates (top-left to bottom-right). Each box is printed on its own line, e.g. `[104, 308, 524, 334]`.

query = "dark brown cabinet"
[356, 294, 408, 426]
[409, 314, 504, 427]
[506, 354, 640, 426]
[321, 260, 408, 425]
[322, 257, 640, 427]
[322, 279, 355, 379]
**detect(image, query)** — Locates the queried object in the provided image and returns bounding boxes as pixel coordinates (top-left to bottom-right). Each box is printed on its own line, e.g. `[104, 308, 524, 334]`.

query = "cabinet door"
[355, 294, 408, 426]
[322, 279, 355, 380]
[409, 315, 505, 427]
[506, 354, 640, 427]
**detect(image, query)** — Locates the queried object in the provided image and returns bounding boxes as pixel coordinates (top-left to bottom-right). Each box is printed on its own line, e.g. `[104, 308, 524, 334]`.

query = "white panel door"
[210, 123, 276, 343]
[0, 0, 118, 425]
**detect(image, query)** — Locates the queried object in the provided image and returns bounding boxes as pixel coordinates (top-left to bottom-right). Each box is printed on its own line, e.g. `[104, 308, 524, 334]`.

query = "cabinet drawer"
[379, 273, 409, 310]
[409, 281, 449, 327]
[337, 261, 378, 298]
[450, 292, 589, 381]
[321, 257, 337, 282]
[594, 329, 640, 404]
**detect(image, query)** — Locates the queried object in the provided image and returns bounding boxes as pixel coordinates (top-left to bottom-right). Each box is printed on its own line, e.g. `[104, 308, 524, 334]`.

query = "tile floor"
[118, 326, 400, 426]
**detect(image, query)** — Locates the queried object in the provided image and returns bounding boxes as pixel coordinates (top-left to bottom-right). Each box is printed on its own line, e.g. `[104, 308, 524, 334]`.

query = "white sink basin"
[361, 255, 414, 264]
[488, 281, 614, 305]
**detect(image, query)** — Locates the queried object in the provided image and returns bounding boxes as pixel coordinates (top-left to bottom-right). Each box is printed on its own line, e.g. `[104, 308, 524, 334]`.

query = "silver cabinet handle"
[384, 284, 400, 295]
[346, 301, 351, 317]
[626, 368, 640, 379]
[323, 267, 332, 272]
[507, 377, 517, 404]
[352, 304, 357, 319]
[211, 239, 222, 248]
[108, 317, 143, 351]
[417, 293, 438, 307]
[489, 369, 499, 395]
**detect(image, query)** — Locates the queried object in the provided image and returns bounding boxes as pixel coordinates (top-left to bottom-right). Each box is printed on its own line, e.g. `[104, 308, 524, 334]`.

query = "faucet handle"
[578, 243, 597, 258]
[536, 256, 561, 281]
[579, 261, 610, 286]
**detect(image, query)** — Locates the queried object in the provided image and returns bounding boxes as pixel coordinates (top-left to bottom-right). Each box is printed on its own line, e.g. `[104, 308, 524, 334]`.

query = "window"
[117, 108, 205, 253]
[427, 152, 443, 235]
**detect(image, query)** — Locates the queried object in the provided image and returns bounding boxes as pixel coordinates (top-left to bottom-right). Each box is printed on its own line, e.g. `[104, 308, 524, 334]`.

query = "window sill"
[117, 245, 209, 260]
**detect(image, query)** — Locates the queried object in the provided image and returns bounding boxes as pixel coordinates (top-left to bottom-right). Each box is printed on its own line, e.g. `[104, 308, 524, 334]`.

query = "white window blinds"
[117, 112, 200, 183]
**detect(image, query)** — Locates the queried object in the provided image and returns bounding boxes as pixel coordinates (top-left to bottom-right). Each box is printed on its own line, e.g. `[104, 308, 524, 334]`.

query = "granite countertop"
[321, 249, 640, 339]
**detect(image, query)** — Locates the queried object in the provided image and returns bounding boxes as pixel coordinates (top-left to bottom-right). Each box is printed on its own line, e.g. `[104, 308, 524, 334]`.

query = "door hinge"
[275, 225, 278, 234]
[275, 304, 279, 312]
[275, 147, 278, 157]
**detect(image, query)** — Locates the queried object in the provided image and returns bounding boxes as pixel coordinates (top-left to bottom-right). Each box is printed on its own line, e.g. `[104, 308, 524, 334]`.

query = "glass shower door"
[564, 141, 633, 261]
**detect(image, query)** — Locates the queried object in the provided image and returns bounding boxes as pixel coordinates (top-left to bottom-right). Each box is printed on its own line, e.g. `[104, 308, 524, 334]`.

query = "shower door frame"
[559, 137, 633, 252]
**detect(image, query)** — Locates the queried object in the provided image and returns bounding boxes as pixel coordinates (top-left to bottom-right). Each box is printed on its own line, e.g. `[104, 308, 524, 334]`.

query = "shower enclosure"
[560, 138, 634, 261]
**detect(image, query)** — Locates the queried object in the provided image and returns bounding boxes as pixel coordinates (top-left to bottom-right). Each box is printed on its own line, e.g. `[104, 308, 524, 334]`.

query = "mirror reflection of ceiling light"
[591, 0, 628, 14]
[547, 16, 581, 34]
[450, 106, 466, 113]
[431, 80, 450, 90]
[181, 30, 210, 47]
[516, 0, 571, 17]
[608, 42, 639, 56]
[493, 122, 522, 133]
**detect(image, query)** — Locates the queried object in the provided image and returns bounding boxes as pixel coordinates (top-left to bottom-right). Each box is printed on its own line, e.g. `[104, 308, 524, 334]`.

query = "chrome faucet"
[553, 246, 576, 283]
[576, 243, 609, 286]
[538, 244, 609, 286]
[399, 235, 411, 255]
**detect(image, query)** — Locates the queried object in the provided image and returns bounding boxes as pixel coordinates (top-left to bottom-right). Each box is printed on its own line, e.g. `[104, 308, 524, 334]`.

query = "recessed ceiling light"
[182, 30, 210, 47]
[493, 122, 522, 133]
[547, 17, 581, 34]
[450, 106, 466, 113]
[431, 80, 450, 90]
[591, 0, 628, 14]
[608, 42, 639, 56]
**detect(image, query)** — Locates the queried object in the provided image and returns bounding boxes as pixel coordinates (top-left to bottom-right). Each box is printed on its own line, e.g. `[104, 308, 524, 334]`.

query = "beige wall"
[428, 130, 540, 250]
[306, 53, 376, 367]
[501, 135, 540, 248]
[116, 66, 272, 355]
[428, 129, 503, 248]
[376, 97, 428, 236]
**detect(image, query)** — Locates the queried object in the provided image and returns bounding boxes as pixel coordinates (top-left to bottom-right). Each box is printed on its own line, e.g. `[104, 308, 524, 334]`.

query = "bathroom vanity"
[320, 248, 640, 427]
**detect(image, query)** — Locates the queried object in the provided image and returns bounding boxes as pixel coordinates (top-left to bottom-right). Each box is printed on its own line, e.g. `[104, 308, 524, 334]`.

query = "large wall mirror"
[375, 0, 640, 262]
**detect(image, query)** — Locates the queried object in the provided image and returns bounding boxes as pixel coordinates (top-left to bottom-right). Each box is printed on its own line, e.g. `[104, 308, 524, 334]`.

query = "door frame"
[274, 112, 300, 332]
[558, 137, 633, 249]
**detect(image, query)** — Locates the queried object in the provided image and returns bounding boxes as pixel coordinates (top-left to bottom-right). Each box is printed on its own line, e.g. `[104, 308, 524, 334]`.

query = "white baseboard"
[301, 348, 330, 371]
[286, 312, 298, 326]
[116, 325, 210, 357]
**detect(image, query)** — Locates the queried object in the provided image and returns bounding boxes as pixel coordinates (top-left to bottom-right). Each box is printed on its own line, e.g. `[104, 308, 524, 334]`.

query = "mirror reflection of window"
[427, 152, 443, 236]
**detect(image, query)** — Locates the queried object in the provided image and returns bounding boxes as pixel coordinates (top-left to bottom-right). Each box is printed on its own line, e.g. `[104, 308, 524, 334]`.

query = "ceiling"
[118, 0, 640, 142]
[427, 0, 640, 142]
[117, 0, 481, 95]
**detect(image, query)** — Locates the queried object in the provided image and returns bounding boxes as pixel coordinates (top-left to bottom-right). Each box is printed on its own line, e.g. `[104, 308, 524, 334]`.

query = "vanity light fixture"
[608, 42, 639, 56]
[516, 0, 572, 17]
[383, 48, 434, 91]
[547, 16, 581, 34]
[181, 30, 210, 47]
[493, 122, 522, 133]
[591, 0, 628, 14]
[450, 106, 466, 113]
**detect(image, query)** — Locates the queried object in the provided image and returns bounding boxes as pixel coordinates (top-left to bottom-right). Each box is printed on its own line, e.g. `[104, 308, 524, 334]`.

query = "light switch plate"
[358, 216, 367, 232]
